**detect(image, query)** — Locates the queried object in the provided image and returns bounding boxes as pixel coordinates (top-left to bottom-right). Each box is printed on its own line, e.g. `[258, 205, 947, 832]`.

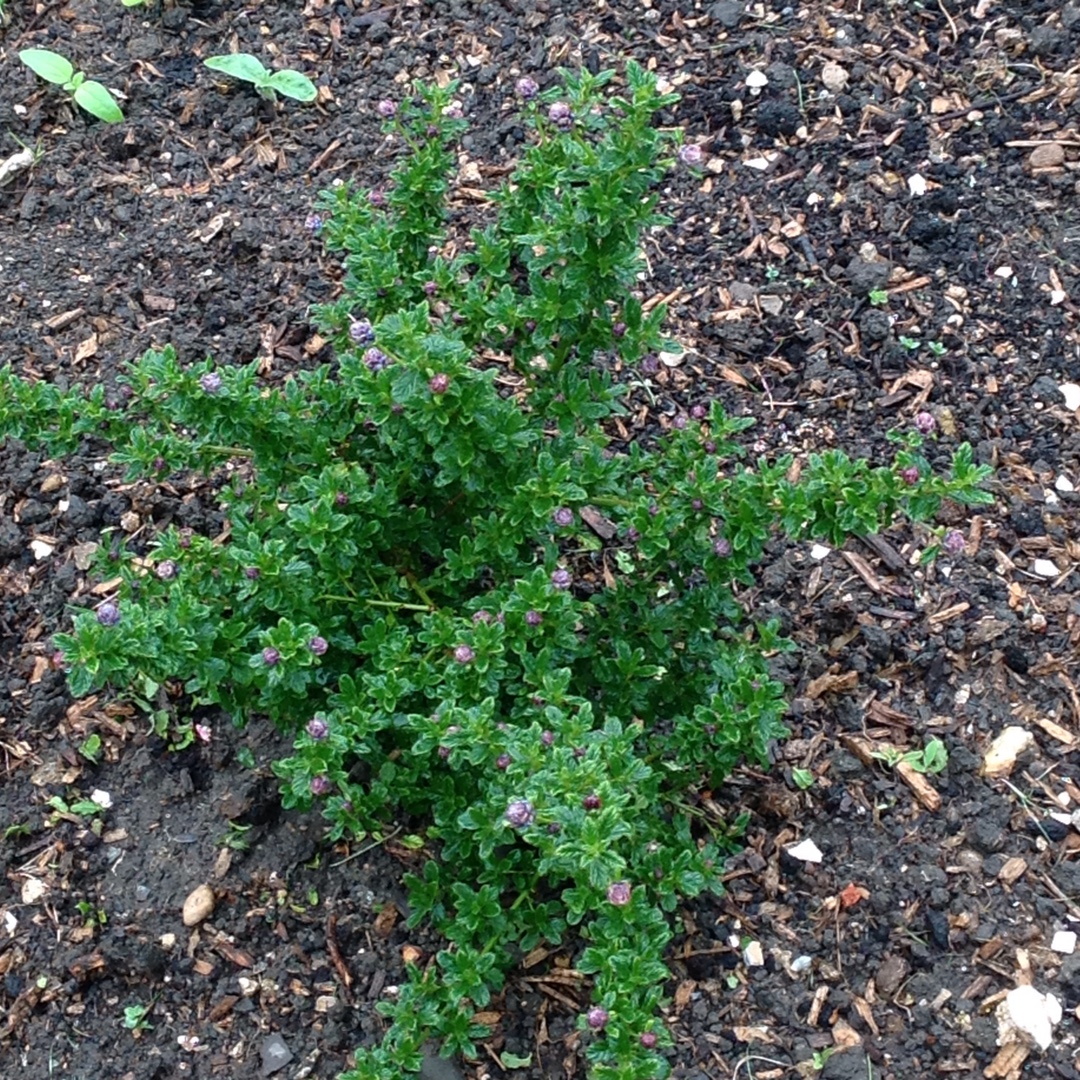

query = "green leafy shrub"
[0, 64, 991, 1080]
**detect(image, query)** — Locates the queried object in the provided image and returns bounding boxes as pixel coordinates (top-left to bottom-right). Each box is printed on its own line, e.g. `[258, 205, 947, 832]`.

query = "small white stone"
[1052, 931, 1077, 954]
[90, 789, 112, 809]
[21, 878, 48, 904]
[1059, 383, 1080, 411]
[907, 173, 928, 196]
[810, 544, 831, 561]
[791, 955, 813, 973]
[820, 62, 849, 92]
[1033, 559, 1060, 578]
[745, 70, 769, 90]
[3, 911, 17, 934]
[1050, 289, 1067, 306]
[743, 940, 765, 966]
[744, 156, 772, 171]
[787, 838, 823, 863]
[994, 265, 1014, 279]
[29, 539, 55, 560]
[1055, 476, 1075, 493]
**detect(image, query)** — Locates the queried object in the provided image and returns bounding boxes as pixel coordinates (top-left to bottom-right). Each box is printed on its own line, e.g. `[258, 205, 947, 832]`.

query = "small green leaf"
[20, 48, 75, 86]
[204, 53, 271, 88]
[266, 70, 317, 103]
[74, 81, 124, 123]
[500, 1051, 532, 1068]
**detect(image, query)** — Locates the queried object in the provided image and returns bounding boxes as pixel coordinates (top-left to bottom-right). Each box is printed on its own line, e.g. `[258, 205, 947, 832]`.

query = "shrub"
[0, 63, 991, 1080]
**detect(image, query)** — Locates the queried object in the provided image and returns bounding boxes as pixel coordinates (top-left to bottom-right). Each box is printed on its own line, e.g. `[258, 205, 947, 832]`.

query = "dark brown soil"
[3, 2, 1080, 1079]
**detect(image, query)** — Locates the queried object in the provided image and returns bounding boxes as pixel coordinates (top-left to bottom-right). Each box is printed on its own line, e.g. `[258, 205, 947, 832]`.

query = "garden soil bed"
[3, 1, 1080, 1078]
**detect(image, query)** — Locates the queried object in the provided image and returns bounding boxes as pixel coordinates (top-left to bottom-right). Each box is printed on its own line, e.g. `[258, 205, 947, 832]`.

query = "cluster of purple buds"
[262, 647, 281, 667]
[375, 99, 397, 118]
[550, 568, 572, 590]
[453, 644, 475, 664]
[496, 753, 512, 770]
[368, 188, 387, 208]
[423, 280, 438, 297]
[914, 410, 937, 435]
[552, 507, 574, 527]
[349, 318, 375, 345]
[472, 610, 494, 625]
[304, 213, 324, 234]
[612, 321, 627, 339]
[363, 347, 389, 372]
[306, 716, 329, 740]
[505, 799, 535, 828]
[900, 465, 920, 485]
[443, 102, 464, 119]
[309, 636, 328, 655]
[429, 373, 451, 394]
[244, 566, 261, 580]
[548, 101, 572, 128]
[672, 414, 688, 430]
[690, 404, 707, 420]
[515, 76, 539, 100]
[96, 602, 121, 627]
[155, 559, 177, 581]
[640, 1032, 658, 1049]
[713, 536, 732, 558]
[679, 143, 704, 167]
[525, 609, 543, 627]
[942, 529, 966, 556]
[541, 730, 555, 746]
[178, 528, 193, 549]
[310, 775, 332, 796]
[199, 372, 222, 394]
[607, 880, 632, 907]
[583, 793, 602, 811]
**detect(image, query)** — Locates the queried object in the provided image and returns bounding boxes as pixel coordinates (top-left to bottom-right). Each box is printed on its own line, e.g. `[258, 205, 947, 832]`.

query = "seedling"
[868, 288, 889, 306]
[791, 767, 815, 790]
[219, 821, 253, 851]
[898, 335, 921, 351]
[78, 733, 103, 764]
[873, 737, 948, 775]
[122, 1003, 153, 1033]
[76, 900, 108, 928]
[203, 54, 317, 103]
[18, 49, 124, 124]
[46, 794, 104, 820]
[927, 340, 946, 357]
[764, 264, 781, 281]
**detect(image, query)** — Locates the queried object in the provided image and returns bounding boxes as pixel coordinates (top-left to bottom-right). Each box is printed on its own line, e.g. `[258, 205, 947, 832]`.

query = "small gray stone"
[18, 499, 52, 526]
[1031, 374, 1065, 403]
[135, 885, 150, 903]
[859, 309, 892, 343]
[708, 1, 745, 28]
[366, 20, 391, 43]
[420, 1044, 465, 1080]
[261, 1033, 293, 1076]
[1028, 25, 1066, 55]
[1063, 4, 1080, 29]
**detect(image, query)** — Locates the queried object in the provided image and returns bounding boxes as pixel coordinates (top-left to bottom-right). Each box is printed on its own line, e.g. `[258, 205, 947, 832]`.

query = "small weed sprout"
[19, 49, 124, 123]
[868, 288, 889, 306]
[203, 53, 317, 103]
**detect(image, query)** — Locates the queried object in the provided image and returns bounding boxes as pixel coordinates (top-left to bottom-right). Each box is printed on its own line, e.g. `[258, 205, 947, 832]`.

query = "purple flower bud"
[586, 1007, 609, 1030]
[648, 503, 659, 517]
[423, 280, 438, 296]
[178, 528, 193, 549]
[453, 644, 475, 664]
[309, 636, 328, 655]
[244, 566, 261, 580]
[612, 321, 627, 339]
[335, 491, 349, 507]
[900, 465, 920, 485]
[914, 411, 937, 435]
[50, 650, 67, 670]
[548, 101, 572, 126]
[262, 647, 281, 667]
[640, 1031, 658, 1049]
[443, 102, 464, 119]
[505, 799, 535, 828]
[363, 347, 389, 371]
[438, 745, 451, 759]
[704, 440, 717, 454]
[429, 372, 450, 394]
[626, 526, 639, 542]
[547, 821, 561, 834]
[541, 730, 554, 746]
[155, 559, 177, 581]
[153, 456, 167, 472]
[550, 568, 572, 590]
[304, 213, 323, 234]
[199, 372, 222, 394]
[525, 609, 543, 627]
[690, 404, 707, 420]
[376, 99, 397, 118]
[553, 507, 574, 527]
[713, 536, 732, 558]
[515, 76, 539, 100]
[691, 498, 703, 511]
[942, 529, 966, 555]
[583, 793, 601, 811]
[641, 354, 659, 375]
[607, 880, 632, 907]
[349, 319, 375, 345]
[368, 188, 386, 207]
[96, 602, 120, 627]
[310, 775, 332, 796]
[672, 414, 687, 430]
[306, 716, 329, 740]
[679, 143, 704, 167]
[472, 610, 495, 625]
[496, 753, 512, 770]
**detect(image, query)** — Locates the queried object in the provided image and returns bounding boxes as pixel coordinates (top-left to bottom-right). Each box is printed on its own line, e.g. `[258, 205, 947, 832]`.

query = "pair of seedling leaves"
[19, 48, 316, 125]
